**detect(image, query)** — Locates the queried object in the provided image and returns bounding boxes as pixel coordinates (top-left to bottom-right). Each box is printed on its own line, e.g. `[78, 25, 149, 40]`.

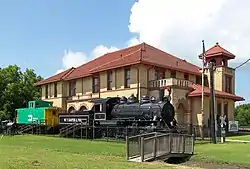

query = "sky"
[0, 0, 249, 104]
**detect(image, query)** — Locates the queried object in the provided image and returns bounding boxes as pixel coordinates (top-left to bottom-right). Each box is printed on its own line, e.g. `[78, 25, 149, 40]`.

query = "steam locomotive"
[58, 95, 178, 138]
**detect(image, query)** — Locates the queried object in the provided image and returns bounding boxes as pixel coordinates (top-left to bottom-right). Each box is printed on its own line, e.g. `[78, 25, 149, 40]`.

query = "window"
[93, 104, 101, 112]
[30, 102, 34, 108]
[195, 75, 209, 86]
[184, 74, 189, 80]
[45, 85, 48, 99]
[92, 75, 99, 93]
[155, 69, 165, 80]
[217, 102, 221, 116]
[54, 83, 57, 97]
[107, 71, 112, 90]
[124, 68, 131, 88]
[225, 75, 232, 93]
[196, 76, 201, 85]
[69, 81, 76, 97]
[170, 71, 176, 78]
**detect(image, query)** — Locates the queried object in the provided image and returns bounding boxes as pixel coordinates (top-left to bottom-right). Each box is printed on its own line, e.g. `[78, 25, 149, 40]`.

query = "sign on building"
[228, 121, 239, 132]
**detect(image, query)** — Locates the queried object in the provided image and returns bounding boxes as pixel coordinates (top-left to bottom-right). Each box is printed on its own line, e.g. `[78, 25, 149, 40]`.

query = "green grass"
[227, 134, 250, 141]
[1, 135, 250, 169]
[0, 135, 171, 169]
[194, 141, 250, 165]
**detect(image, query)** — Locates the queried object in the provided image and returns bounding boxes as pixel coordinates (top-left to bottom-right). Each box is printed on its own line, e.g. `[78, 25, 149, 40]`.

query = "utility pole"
[209, 62, 216, 144]
[201, 40, 206, 140]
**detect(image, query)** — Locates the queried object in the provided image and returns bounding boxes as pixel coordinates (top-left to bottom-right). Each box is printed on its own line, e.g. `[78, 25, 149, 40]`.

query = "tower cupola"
[199, 42, 236, 67]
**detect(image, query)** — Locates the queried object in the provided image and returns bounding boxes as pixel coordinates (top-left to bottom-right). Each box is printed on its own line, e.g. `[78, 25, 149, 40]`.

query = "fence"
[126, 132, 194, 162]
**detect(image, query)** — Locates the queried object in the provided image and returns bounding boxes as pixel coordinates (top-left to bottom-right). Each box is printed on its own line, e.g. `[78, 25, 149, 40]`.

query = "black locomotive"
[58, 95, 178, 138]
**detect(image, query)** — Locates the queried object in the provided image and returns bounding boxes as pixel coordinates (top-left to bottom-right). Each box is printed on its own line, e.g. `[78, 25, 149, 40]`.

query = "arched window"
[68, 106, 76, 113]
[79, 106, 87, 111]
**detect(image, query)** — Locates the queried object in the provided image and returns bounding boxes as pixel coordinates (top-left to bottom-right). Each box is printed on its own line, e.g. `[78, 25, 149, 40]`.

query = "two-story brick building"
[34, 42, 244, 129]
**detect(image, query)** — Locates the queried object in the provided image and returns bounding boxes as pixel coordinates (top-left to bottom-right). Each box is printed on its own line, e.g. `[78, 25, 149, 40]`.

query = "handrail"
[60, 124, 79, 134]
[128, 132, 158, 139]
[126, 132, 195, 162]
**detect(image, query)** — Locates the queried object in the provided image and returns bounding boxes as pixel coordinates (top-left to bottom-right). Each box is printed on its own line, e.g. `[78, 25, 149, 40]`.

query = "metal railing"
[149, 78, 194, 88]
[126, 132, 194, 162]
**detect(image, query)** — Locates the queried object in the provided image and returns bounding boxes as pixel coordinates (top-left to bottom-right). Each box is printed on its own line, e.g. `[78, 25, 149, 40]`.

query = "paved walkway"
[226, 139, 250, 143]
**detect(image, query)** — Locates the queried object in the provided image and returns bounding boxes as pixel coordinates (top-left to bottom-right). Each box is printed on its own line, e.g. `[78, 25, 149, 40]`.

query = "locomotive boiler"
[110, 95, 176, 129]
[57, 95, 178, 139]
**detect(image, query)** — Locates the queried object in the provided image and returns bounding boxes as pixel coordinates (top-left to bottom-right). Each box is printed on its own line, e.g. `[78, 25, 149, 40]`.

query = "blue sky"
[0, 0, 249, 103]
[0, 0, 134, 76]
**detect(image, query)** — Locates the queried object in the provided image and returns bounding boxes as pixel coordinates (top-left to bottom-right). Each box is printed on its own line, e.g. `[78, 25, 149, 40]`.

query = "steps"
[59, 124, 82, 137]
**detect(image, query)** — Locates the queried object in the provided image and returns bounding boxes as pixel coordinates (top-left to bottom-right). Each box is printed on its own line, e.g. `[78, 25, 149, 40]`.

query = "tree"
[0, 65, 43, 120]
[235, 103, 250, 126]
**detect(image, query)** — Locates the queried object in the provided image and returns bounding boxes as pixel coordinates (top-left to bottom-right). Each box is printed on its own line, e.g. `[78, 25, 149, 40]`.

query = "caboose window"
[107, 71, 112, 90]
[124, 68, 131, 88]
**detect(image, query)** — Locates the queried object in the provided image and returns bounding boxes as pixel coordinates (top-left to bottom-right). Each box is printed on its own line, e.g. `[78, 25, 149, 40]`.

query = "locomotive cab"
[90, 97, 120, 125]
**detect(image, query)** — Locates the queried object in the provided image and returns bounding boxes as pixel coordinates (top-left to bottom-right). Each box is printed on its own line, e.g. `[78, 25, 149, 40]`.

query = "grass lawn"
[227, 134, 250, 141]
[0, 135, 250, 169]
[0, 135, 172, 169]
[193, 141, 250, 166]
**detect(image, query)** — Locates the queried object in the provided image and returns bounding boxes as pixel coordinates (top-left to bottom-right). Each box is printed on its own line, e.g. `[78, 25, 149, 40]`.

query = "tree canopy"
[235, 103, 250, 126]
[0, 65, 43, 121]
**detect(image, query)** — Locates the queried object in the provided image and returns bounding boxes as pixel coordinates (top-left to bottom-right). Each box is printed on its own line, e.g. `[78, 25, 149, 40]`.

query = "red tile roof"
[36, 42, 202, 84]
[34, 67, 75, 86]
[65, 43, 143, 80]
[199, 43, 235, 59]
[188, 84, 244, 101]
[139, 44, 201, 75]
[66, 43, 201, 80]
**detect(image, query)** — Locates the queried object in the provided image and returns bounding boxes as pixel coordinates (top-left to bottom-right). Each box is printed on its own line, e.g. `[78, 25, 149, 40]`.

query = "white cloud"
[128, 0, 250, 66]
[62, 50, 88, 68]
[56, 0, 250, 75]
[127, 37, 141, 47]
[91, 45, 119, 58]
[56, 50, 88, 74]
[55, 69, 64, 74]
[56, 46, 119, 74]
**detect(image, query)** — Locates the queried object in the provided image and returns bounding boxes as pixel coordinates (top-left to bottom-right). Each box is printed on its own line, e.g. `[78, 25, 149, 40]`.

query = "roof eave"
[188, 93, 244, 101]
[140, 60, 202, 76]
[89, 61, 142, 74]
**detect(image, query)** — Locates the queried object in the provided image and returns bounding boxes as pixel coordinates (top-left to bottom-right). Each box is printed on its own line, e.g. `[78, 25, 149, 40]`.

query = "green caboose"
[16, 100, 61, 127]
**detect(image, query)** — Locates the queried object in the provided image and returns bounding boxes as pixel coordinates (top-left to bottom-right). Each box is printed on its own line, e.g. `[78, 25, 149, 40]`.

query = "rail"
[126, 132, 194, 162]
[59, 123, 82, 137]
[149, 78, 194, 88]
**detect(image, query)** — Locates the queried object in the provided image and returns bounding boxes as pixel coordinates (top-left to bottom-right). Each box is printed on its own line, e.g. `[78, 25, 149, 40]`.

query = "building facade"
[35, 42, 244, 129]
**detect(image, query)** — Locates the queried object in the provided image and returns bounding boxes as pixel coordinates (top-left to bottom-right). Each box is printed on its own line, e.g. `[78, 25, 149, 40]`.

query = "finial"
[216, 42, 219, 45]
